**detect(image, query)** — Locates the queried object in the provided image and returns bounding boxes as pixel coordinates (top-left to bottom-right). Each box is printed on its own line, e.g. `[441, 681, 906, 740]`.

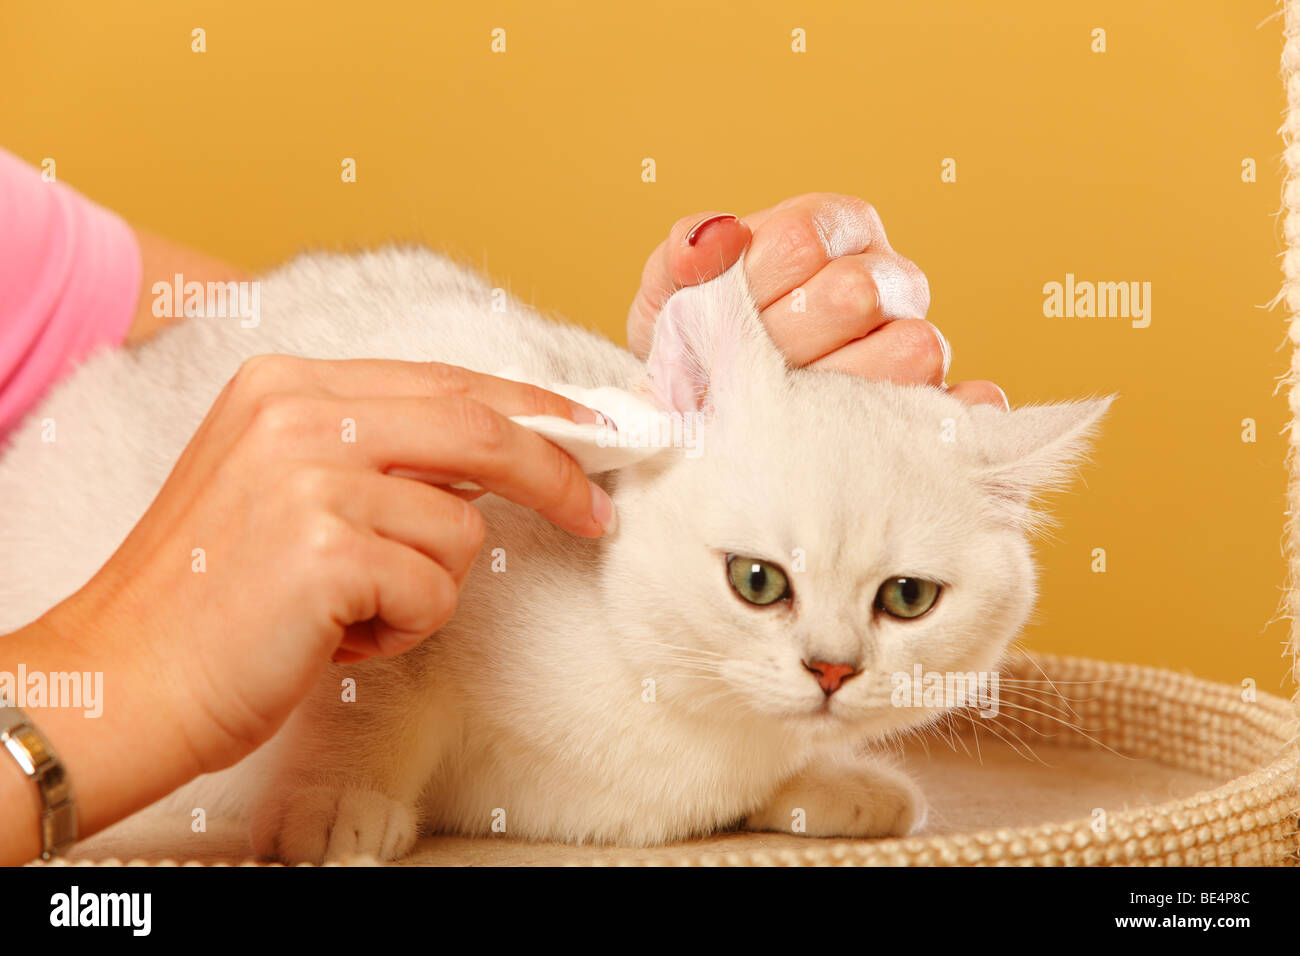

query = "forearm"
[0, 148, 251, 442]
[125, 225, 251, 345]
[0, 592, 205, 865]
[0, 214, 244, 863]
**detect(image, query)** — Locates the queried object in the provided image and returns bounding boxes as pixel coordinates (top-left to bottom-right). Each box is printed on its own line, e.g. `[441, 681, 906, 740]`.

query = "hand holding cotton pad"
[449, 370, 669, 490]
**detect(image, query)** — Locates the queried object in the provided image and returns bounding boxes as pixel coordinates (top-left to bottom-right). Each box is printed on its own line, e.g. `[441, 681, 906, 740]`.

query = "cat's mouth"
[785, 691, 910, 729]
[792, 697, 846, 721]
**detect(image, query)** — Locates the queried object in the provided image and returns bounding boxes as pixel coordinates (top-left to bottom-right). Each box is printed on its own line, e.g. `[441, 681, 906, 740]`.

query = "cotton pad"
[450, 369, 669, 489]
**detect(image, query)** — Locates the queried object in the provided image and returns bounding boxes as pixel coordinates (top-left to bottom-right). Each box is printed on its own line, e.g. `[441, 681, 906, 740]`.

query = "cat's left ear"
[971, 395, 1116, 526]
[641, 260, 782, 415]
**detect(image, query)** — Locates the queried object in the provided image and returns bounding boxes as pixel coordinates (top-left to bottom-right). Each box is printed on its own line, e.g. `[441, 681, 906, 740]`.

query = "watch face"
[13, 726, 51, 768]
[3, 731, 40, 775]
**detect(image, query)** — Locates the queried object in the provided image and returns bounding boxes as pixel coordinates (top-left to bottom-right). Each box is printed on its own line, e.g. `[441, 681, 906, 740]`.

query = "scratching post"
[1283, 0, 1300, 707]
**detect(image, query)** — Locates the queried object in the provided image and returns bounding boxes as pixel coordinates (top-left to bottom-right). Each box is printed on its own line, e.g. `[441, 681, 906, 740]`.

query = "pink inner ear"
[646, 295, 708, 414]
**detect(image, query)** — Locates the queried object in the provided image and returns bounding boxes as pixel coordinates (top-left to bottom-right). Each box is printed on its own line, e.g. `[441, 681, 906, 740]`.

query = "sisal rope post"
[1282, 1, 1300, 708]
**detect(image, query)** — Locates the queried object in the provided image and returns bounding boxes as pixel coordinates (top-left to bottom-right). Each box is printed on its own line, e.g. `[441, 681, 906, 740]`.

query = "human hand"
[47, 357, 613, 775]
[628, 193, 1007, 408]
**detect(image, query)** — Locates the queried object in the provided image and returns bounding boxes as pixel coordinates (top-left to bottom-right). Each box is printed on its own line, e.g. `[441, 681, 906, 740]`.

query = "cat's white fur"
[0, 248, 1111, 861]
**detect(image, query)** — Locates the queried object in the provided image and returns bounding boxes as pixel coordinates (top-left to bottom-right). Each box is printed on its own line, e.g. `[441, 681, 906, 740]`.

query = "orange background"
[0, 1, 1290, 694]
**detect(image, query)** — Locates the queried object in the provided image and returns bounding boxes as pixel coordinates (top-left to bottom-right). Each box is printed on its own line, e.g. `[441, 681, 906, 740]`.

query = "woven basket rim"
[586, 652, 1300, 866]
[31, 651, 1300, 868]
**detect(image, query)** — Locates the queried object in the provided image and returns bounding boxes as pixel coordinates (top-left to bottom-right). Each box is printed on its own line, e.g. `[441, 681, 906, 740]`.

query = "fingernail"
[569, 402, 617, 431]
[686, 213, 739, 247]
[863, 273, 882, 317]
[926, 322, 953, 381]
[590, 482, 617, 534]
[992, 383, 1010, 411]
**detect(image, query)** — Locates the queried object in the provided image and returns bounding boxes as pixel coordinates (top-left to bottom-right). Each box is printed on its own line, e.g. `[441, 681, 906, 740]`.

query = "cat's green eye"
[726, 555, 791, 607]
[875, 577, 941, 620]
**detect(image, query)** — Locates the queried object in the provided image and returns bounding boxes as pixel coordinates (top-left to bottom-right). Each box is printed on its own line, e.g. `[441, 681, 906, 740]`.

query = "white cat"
[0, 248, 1111, 861]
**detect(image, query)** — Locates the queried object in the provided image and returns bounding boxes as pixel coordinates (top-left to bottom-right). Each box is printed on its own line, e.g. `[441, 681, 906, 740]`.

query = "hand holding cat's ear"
[627, 211, 753, 358]
[628, 193, 1008, 409]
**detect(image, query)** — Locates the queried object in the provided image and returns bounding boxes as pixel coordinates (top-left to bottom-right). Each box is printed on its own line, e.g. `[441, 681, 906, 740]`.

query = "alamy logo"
[0, 666, 102, 718]
[890, 665, 1000, 717]
[49, 886, 151, 936]
[152, 272, 261, 328]
[1042, 273, 1151, 328]
[596, 411, 706, 458]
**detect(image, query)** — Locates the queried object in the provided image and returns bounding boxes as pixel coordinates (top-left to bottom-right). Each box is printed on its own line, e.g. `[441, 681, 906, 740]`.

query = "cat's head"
[601, 261, 1111, 744]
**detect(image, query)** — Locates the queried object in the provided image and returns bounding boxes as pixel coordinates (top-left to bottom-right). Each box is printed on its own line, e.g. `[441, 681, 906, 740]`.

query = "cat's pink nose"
[804, 660, 858, 696]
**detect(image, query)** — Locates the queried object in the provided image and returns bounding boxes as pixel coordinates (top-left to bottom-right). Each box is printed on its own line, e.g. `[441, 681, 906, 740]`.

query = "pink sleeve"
[0, 148, 141, 441]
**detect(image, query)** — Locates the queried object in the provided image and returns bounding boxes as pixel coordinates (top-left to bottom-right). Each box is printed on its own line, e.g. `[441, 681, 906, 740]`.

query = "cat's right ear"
[641, 262, 780, 416]
[972, 395, 1116, 530]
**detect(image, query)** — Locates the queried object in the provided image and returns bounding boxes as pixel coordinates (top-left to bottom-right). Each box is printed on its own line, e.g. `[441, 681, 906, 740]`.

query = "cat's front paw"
[746, 765, 927, 839]
[251, 785, 418, 863]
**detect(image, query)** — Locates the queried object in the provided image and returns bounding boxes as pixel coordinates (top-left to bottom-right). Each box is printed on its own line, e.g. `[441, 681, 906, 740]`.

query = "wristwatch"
[0, 697, 76, 860]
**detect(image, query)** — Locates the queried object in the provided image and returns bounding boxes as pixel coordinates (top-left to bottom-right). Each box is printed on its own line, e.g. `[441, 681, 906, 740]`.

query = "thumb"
[626, 212, 752, 358]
